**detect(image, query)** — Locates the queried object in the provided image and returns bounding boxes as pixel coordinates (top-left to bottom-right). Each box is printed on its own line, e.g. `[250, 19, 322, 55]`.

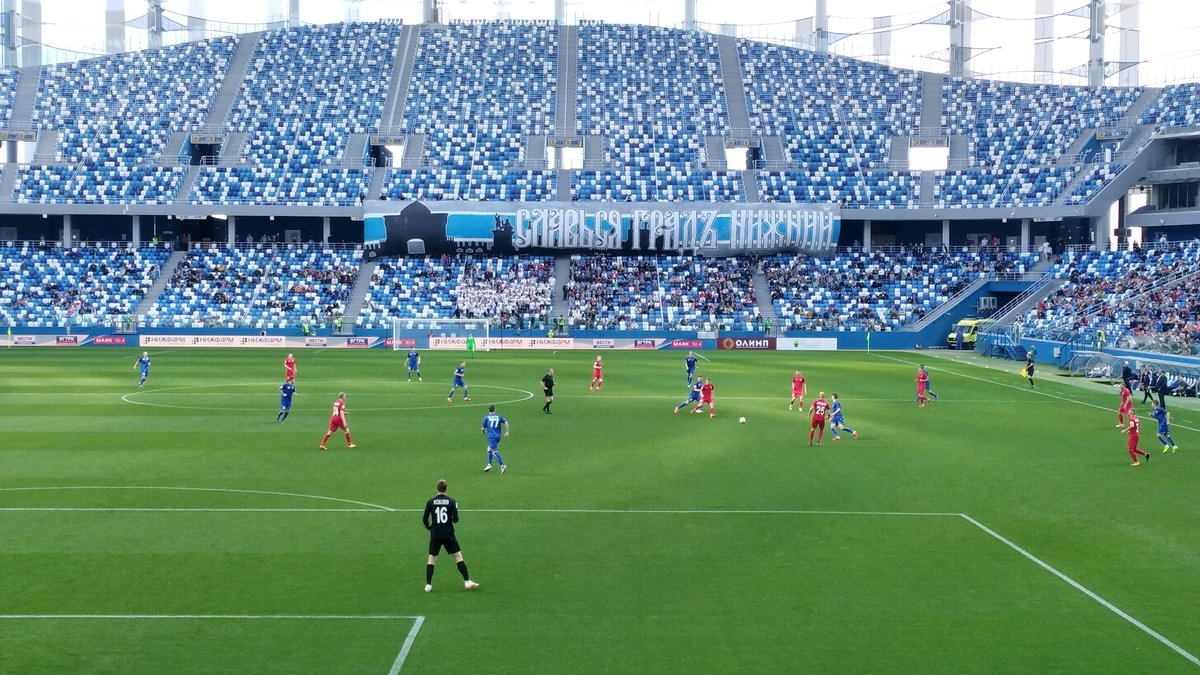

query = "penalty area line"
[960, 514, 1200, 669]
[388, 615, 426, 675]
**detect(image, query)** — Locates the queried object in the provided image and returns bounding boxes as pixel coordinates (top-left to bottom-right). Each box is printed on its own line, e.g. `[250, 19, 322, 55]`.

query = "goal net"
[391, 317, 491, 351]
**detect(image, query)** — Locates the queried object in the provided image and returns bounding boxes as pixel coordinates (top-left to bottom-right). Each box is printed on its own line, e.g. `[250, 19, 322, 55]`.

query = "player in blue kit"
[1150, 399, 1179, 452]
[482, 405, 509, 473]
[406, 348, 422, 382]
[829, 393, 858, 440]
[277, 379, 296, 422]
[685, 352, 698, 384]
[135, 351, 151, 387]
[448, 360, 470, 402]
[674, 377, 704, 414]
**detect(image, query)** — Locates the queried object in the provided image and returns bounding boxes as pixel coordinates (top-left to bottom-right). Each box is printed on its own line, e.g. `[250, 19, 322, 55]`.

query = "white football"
[739, 416, 747, 424]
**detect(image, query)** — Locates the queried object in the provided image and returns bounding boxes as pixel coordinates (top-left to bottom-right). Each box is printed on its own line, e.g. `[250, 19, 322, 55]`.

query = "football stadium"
[2, 0, 1199, 672]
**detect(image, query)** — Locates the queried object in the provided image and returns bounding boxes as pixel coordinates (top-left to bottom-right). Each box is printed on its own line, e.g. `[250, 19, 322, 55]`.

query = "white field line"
[0, 508, 387, 512]
[0, 486, 395, 512]
[388, 615, 426, 675]
[0, 614, 421, 620]
[0, 614, 428, 674]
[960, 514, 1200, 668]
[3, 491, 1196, 668]
[873, 352, 1200, 434]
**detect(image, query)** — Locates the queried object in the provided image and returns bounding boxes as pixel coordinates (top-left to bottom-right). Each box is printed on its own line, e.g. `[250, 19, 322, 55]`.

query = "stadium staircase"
[340, 259, 377, 331]
[162, 131, 190, 161]
[203, 32, 263, 128]
[919, 172, 935, 207]
[550, 254, 571, 326]
[751, 268, 778, 335]
[216, 131, 246, 166]
[555, 24, 579, 136]
[555, 169, 571, 201]
[380, 25, 420, 130]
[399, 134, 426, 169]
[133, 249, 188, 318]
[0, 166, 15, 203]
[173, 166, 201, 205]
[716, 34, 751, 132]
[1055, 132, 1094, 167]
[366, 165, 387, 200]
[919, 75, 943, 129]
[1115, 87, 1164, 153]
[8, 65, 42, 128]
[341, 133, 369, 168]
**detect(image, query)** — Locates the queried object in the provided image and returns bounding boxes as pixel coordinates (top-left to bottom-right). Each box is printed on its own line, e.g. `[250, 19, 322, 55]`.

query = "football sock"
[320, 433, 331, 445]
[842, 425, 855, 435]
[830, 428, 840, 438]
[492, 450, 504, 466]
[344, 432, 353, 445]
[426, 564, 435, 584]
[542, 403, 549, 412]
[929, 391, 939, 399]
[456, 561, 470, 581]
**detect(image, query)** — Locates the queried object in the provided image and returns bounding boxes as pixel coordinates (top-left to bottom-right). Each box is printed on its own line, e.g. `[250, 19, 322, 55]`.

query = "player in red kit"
[1116, 382, 1133, 427]
[1124, 414, 1150, 466]
[692, 378, 715, 418]
[789, 370, 807, 411]
[916, 366, 930, 407]
[319, 392, 356, 450]
[590, 356, 603, 392]
[808, 392, 830, 446]
[285, 353, 296, 381]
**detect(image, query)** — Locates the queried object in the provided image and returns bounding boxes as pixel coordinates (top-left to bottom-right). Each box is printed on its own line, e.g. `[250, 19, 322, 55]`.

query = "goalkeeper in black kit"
[423, 479, 480, 592]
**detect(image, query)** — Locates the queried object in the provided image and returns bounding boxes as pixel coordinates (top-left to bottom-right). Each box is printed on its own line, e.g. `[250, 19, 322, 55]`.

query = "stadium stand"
[0, 67, 22, 123]
[566, 254, 758, 330]
[0, 243, 171, 327]
[1020, 241, 1200, 351]
[19, 38, 236, 204]
[938, 79, 1142, 207]
[764, 248, 1038, 331]
[572, 24, 743, 202]
[190, 23, 399, 206]
[382, 22, 558, 201]
[148, 245, 361, 328]
[740, 40, 921, 206]
[359, 255, 553, 329]
[1141, 83, 1200, 130]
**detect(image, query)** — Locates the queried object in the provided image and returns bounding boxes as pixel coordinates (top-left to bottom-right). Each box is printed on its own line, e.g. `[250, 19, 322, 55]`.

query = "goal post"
[391, 317, 491, 351]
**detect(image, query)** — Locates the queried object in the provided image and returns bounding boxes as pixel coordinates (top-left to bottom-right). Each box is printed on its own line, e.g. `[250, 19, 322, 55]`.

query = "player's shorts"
[140, 368, 150, 375]
[408, 363, 418, 370]
[280, 399, 293, 410]
[1119, 403, 1133, 413]
[428, 533, 461, 556]
[811, 417, 826, 429]
[286, 368, 296, 377]
[593, 370, 603, 379]
[487, 436, 502, 451]
[792, 389, 804, 397]
[1158, 425, 1170, 435]
[701, 396, 713, 404]
[917, 384, 927, 393]
[544, 388, 554, 397]
[328, 419, 347, 432]
[453, 377, 465, 387]
[831, 414, 844, 425]
[687, 393, 700, 402]
[1127, 434, 1139, 449]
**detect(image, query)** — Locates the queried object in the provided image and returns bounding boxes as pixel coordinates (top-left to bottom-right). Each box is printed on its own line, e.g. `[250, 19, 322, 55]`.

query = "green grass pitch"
[1, 346, 1198, 673]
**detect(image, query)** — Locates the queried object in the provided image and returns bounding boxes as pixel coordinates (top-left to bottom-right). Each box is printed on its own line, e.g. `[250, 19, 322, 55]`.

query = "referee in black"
[422, 479, 479, 592]
[541, 368, 555, 414]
